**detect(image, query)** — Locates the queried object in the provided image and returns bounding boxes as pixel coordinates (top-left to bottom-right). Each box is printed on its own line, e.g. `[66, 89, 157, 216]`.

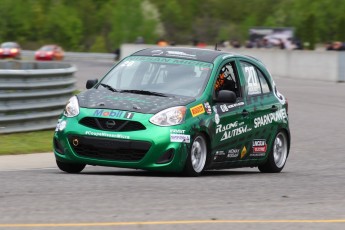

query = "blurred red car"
[0, 42, 21, 59]
[35, 45, 64, 61]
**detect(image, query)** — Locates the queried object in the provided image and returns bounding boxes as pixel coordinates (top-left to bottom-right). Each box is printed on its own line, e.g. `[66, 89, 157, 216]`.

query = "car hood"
[77, 88, 195, 114]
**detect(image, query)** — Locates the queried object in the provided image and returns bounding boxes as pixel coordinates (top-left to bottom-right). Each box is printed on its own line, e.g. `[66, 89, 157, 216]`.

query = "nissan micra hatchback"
[54, 47, 290, 176]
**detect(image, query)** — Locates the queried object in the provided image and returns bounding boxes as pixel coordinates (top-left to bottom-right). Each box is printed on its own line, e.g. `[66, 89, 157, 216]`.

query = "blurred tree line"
[0, 0, 344, 52]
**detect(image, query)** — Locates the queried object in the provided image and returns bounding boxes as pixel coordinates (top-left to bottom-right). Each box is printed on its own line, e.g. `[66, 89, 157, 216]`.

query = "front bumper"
[53, 115, 191, 173]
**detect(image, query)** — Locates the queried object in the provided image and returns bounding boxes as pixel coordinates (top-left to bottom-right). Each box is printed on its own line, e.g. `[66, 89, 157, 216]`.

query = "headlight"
[63, 96, 79, 117]
[149, 106, 186, 126]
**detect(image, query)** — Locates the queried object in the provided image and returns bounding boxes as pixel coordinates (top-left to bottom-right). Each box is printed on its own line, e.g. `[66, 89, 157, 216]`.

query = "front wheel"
[183, 134, 208, 177]
[258, 131, 289, 173]
[56, 160, 86, 174]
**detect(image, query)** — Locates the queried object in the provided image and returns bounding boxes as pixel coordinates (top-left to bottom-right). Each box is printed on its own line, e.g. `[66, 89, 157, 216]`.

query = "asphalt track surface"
[0, 59, 345, 230]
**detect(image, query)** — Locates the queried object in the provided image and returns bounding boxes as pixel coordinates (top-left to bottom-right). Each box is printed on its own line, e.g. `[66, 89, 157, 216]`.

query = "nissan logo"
[105, 120, 116, 129]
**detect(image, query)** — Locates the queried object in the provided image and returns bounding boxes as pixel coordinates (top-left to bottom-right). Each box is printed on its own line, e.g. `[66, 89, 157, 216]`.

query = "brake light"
[0, 48, 3, 53]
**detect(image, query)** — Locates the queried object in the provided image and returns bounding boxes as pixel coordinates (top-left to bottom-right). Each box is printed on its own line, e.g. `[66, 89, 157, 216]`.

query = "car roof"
[131, 47, 266, 66]
[41, 44, 59, 48]
[132, 47, 231, 63]
[1, 42, 19, 47]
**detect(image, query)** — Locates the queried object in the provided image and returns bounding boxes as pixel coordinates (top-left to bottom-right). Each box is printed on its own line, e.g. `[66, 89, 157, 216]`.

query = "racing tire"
[258, 131, 289, 173]
[182, 134, 208, 177]
[56, 160, 86, 174]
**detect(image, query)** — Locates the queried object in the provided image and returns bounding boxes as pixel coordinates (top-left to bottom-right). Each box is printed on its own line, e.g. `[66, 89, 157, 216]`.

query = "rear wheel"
[183, 134, 207, 177]
[258, 131, 289, 173]
[56, 160, 86, 173]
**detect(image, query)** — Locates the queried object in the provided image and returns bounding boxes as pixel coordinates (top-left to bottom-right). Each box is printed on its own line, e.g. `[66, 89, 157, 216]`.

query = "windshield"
[1, 42, 17, 48]
[99, 56, 213, 97]
[40, 46, 54, 51]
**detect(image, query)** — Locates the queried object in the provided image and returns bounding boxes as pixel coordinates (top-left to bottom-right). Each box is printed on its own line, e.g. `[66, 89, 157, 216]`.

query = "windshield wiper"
[121, 89, 167, 97]
[100, 83, 119, 92]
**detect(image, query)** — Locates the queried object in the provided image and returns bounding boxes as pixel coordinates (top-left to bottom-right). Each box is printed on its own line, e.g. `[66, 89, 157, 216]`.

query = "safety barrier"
[0, 61, 77, 134]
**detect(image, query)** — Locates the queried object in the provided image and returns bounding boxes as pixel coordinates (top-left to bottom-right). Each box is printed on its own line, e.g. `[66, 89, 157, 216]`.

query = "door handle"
[242, 109, 249, 117]
[271, 105, 278, 112]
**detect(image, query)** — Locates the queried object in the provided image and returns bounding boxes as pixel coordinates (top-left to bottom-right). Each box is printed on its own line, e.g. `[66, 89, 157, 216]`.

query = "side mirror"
[86, 79, 98, 89]
[216, 90, 237, 103]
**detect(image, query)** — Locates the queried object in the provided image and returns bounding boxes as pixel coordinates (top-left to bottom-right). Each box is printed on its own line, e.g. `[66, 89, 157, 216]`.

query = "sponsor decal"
[216, 121, 243, 134]
[251, 139, 267, 156]
[212, 106, 220, 124]
[204, 102, 212, 115]
[215, 151, 226, 156]
[240, 146, 247, 159]
[190, 104, 205, 117]
[128, 56, 213, 69]
[254, 108, 287, 128]
[166, 51, 196, 59]
[55, 119, 67, 132]
[216, 121, 252, 141]
[220, 126, 249, 141]
[219, 101, 245, 113]
[120, 60, 135, 67]
[93, 109, 134, 119]
[170, 129, 186, 134]
[170, 134, 190, 143]
[214, 150, 226, 160]
[151, 50, 164, 56]
[227, 149, 240, 158]
[85, 131, 130, 139]
[124, 112, 134, 119]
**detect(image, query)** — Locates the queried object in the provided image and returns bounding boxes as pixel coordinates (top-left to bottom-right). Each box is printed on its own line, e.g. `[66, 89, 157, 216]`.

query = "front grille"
[68, 135, 151, 161]
[79, 117, 146, 132]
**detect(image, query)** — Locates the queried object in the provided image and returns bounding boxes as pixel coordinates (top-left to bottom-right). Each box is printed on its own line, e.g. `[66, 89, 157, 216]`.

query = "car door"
[238, 60, 283, 160]
[210, 60, 252, 164]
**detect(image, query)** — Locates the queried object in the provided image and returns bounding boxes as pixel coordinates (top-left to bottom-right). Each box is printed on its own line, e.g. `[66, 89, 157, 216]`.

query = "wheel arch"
[198, 130, 213, 167]
[280, 127, 291, 157]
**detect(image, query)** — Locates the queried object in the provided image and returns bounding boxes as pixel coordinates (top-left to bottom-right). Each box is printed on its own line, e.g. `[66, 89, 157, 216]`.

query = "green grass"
[0, 130, 55, 155]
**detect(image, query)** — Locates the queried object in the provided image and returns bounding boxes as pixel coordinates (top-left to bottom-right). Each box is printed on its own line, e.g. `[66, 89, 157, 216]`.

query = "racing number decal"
[245, 66, 261, 95]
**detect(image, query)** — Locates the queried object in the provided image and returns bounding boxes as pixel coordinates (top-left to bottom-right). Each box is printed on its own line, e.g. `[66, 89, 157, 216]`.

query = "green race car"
[54, 47, 290, 176]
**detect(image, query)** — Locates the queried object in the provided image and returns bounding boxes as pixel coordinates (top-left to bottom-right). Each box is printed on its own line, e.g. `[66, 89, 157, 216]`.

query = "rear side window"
[257, 70, 270, 94]
[240, 61, 271, 96]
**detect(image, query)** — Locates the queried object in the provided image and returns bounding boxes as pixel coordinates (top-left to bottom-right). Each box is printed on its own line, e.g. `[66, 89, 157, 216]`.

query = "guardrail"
[0, 61, 77, 134]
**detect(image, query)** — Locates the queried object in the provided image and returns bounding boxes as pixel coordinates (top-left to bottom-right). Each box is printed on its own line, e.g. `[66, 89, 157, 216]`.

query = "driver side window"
[214, 61, 241, 98]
